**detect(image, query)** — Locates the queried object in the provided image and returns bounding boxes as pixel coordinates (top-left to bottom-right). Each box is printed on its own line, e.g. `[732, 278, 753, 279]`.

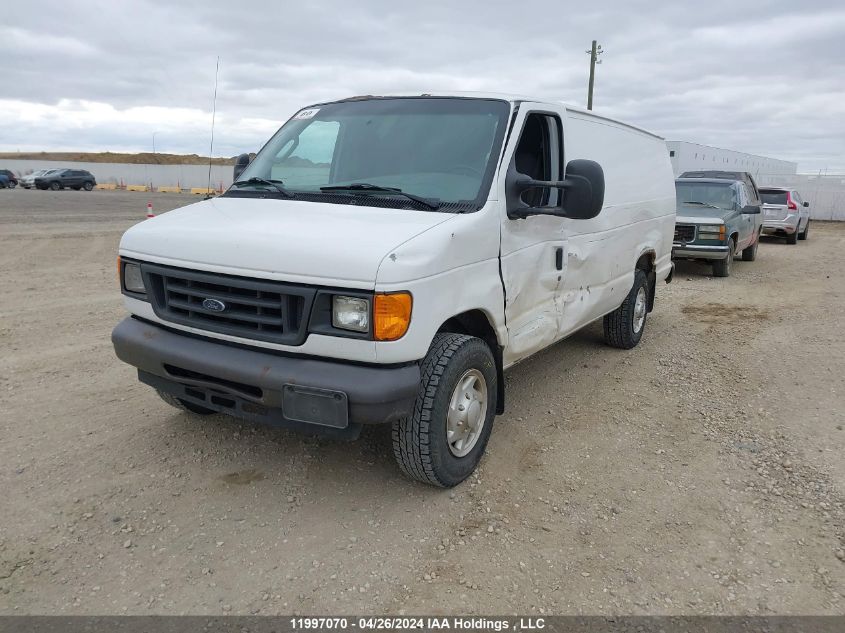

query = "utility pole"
[586, 40, 604, 110]
[152, 131, 159, 154]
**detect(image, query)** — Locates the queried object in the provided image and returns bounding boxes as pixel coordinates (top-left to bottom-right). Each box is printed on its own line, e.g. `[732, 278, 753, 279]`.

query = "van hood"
[119, 196, 456, 287]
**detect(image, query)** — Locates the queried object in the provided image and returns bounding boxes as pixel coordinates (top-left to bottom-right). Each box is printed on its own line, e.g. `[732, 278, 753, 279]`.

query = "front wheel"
[742, 233, 759, 261]
[712, 239, 734, 278]
[604, 269, 649, 350]
[392, 333, 497, 487]
[83, 181, 94, 191]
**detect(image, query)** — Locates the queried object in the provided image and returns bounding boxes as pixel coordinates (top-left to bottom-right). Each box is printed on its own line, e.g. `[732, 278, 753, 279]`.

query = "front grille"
[674, 224, 696, 243]
[141, 263, 316, 345]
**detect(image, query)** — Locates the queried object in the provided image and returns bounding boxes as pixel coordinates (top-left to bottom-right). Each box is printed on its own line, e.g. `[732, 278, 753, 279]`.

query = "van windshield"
[234, 97, 510, 211]
[675, 181, 737, 211]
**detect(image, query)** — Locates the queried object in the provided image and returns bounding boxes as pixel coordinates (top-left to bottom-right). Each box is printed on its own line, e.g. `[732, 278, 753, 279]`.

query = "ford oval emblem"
[202, 298, 227, 312]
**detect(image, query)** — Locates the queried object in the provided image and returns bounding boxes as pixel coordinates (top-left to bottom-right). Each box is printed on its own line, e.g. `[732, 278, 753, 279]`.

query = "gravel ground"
[1, 188, 844, 615]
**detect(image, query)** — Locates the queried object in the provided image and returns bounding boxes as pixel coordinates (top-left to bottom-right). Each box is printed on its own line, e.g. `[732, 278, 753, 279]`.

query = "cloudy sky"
[2, 0, 843, 172]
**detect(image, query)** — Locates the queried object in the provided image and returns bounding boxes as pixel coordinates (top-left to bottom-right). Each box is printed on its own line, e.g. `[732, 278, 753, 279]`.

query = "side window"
[512, 113, 562, 208]
[270, 120, 340, 186]
[744, 184, 755, 205]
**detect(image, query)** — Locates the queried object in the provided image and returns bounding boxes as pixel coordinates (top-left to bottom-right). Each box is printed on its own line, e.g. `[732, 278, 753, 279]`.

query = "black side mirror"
[803, 201, 809, 207]
[741, 205, 761, 215]
[561, 159, 605, 219]
[233, 153, 251, 181]
[506, 159, 605, 220]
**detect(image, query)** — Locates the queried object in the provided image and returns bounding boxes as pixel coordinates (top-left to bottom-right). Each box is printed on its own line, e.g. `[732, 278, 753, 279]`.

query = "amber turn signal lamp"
[373, 292, 413, 341]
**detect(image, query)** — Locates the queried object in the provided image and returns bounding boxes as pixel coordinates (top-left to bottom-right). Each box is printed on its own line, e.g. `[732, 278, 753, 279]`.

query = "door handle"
[555, 248, 563, 271]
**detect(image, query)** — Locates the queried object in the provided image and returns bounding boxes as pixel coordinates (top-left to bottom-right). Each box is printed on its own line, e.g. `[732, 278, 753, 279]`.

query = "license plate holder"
[282, 385, 349, 429]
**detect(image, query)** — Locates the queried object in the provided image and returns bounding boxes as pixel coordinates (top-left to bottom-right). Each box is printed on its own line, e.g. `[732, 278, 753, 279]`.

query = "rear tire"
[799, 220, 809, 241]
[392, 333, 497, 488]
[786, 228, 798, 245]
[156, 390, 215, 415]
[603, 269, 649, 350]
[712, 238, 734, 278]
[742, 233, 759, 261]
[50, 181, 61, 191]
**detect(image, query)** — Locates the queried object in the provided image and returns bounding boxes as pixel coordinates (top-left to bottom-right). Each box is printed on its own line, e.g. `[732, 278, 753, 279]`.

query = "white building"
[666, 141, 797, 178]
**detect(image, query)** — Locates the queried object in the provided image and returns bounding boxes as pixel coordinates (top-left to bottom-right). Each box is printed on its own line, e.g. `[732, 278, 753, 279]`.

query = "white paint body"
[119, 95, 676, 369]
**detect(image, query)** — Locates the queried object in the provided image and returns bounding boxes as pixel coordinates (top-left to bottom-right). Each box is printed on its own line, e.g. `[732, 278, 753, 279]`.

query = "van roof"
[312, 92, 664, 140]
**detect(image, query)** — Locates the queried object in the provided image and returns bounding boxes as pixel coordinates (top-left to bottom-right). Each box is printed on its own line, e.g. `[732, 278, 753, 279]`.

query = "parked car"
[20, 169, 60, 189]
[759, 187, 810, 244]
[111, 92, 676, 487]
[35, 169, 97, 191]
[0, 174, 9, 189]
[0, 169, 18, 188]
[672, 177, 763, 277]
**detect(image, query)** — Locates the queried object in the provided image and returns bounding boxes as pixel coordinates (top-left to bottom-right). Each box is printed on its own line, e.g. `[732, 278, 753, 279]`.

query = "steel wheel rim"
[446, 368, 488, 457]
[632, 286, 647, 334]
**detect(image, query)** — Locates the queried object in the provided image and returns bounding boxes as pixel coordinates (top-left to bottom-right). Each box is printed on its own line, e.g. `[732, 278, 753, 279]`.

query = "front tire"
[712, 239, 734, 278]
[392, 333, 497, 488]
[799, 220, 810, 241]
[156, 390, 215, 415]
[742, 232, 759, 261]
[604, 269, 649, 350]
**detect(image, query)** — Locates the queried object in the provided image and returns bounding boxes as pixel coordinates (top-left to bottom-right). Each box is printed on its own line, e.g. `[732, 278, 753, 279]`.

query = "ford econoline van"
[112, 93, 676, 487]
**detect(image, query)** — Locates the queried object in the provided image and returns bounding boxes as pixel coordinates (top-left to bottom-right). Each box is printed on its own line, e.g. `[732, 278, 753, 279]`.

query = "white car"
[20, 169, 60, 189]
[111, 92, 676, 487]
[760, 187, 810, 244]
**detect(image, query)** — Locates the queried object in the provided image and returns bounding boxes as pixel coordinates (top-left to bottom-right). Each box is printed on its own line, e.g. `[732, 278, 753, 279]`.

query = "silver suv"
[759, 187, 810, 244]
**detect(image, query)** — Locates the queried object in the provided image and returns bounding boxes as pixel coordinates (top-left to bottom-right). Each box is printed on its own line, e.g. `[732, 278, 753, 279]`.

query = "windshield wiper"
[232, 177, 294, 198]
[682, 201, 722, 210]
[320, 183, 441, 210]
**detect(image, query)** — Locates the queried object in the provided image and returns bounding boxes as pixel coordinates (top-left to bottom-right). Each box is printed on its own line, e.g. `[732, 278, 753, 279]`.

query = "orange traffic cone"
[146, 201, 155, 219]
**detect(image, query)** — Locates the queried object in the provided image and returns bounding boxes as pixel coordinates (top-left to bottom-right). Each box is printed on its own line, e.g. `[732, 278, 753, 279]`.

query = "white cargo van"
[112, 93, 676, 487]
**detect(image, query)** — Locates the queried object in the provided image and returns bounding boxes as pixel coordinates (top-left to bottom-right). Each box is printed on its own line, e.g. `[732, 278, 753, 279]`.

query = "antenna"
[205, 56, 220, 200]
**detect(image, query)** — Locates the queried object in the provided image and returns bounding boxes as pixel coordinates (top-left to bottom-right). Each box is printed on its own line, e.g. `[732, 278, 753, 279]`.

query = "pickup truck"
[672, 177, 763, 277]
[112, 92, 676, 487]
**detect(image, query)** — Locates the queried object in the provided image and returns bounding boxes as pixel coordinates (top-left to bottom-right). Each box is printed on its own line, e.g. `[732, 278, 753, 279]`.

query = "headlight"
[122, 261, 146, 294]
[698, 224, 725, 241]
[332, 296, 370, 332]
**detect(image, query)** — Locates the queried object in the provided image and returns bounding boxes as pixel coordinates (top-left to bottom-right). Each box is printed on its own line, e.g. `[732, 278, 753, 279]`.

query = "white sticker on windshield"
[293, 108, 320, 120]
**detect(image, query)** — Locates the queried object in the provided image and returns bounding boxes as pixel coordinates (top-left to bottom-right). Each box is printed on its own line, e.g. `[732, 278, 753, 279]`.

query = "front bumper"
[672, 243, 730, 261]
[112, 317, 421, 437]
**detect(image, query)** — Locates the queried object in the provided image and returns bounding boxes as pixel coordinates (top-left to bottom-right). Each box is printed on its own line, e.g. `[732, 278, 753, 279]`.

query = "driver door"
[498, 106, 567, 366]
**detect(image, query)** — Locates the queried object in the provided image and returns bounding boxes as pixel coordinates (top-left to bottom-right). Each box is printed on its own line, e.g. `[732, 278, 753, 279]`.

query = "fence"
[1, 160, 234, 191]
